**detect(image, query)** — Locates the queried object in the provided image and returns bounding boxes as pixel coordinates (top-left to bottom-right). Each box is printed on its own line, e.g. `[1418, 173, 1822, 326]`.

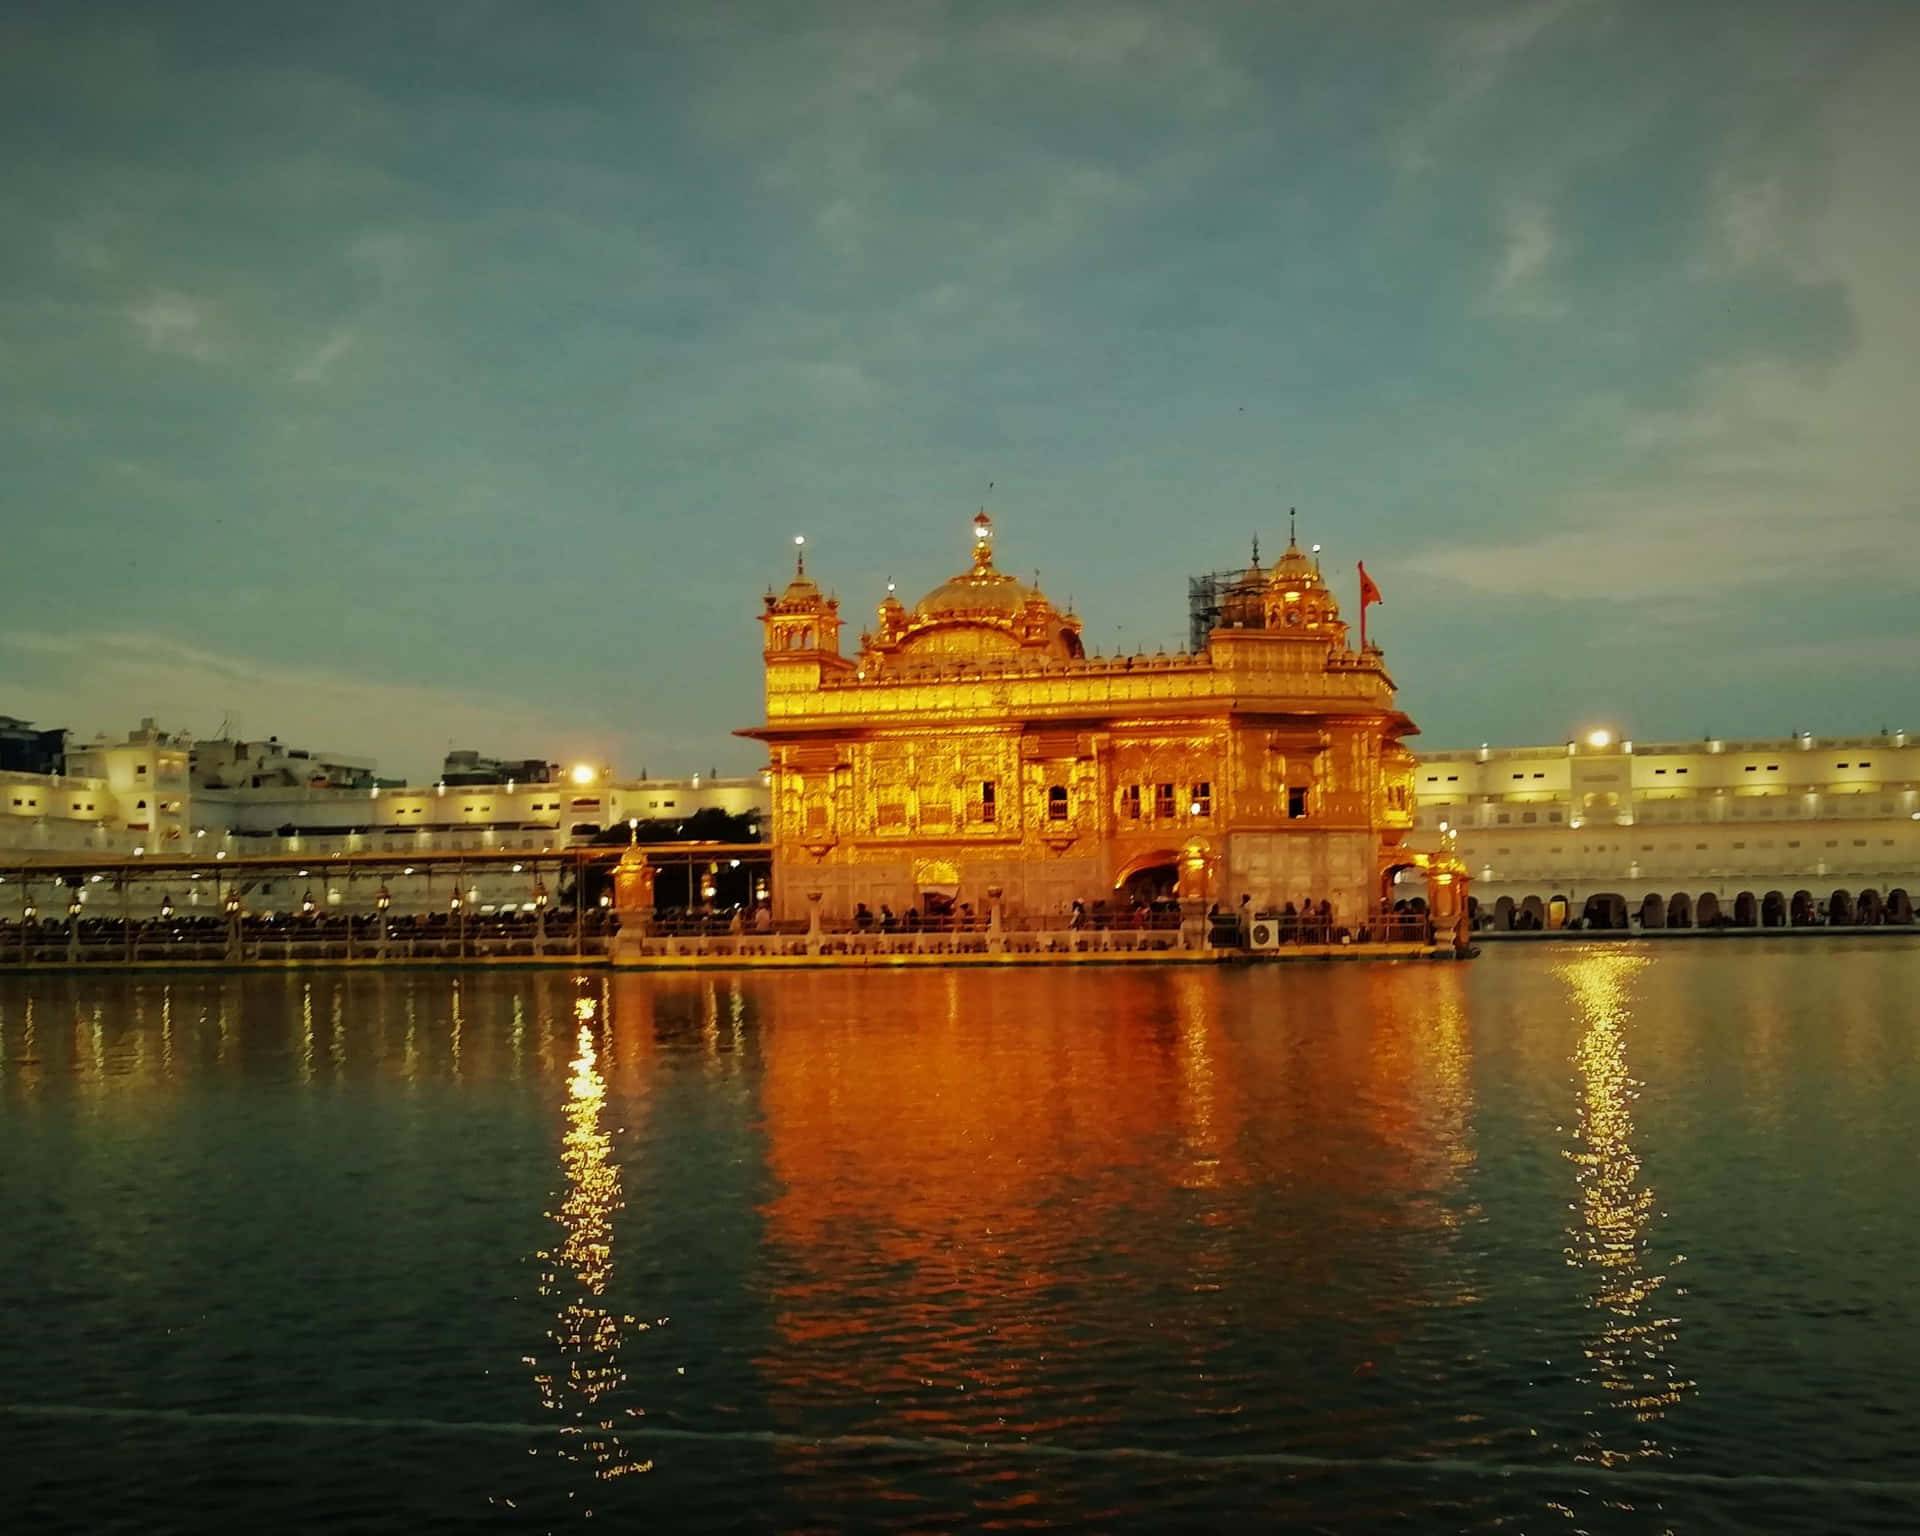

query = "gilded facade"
[740, 514, 1432, 926]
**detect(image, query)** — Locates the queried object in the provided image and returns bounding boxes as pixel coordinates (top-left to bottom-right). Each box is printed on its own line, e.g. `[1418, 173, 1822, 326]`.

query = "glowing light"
[528, 1023, 650, 1482]
[1587, 730, 1613, 749]
[571, 763, 597, 786]
[1558, 951, 1692, 1458]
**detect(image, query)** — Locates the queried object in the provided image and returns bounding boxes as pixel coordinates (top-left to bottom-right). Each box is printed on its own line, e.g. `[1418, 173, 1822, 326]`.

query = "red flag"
[1357, 561, 1382, 651]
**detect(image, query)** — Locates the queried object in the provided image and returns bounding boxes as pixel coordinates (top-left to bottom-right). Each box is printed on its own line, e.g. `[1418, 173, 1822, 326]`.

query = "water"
[2, 944, 1917, 1533]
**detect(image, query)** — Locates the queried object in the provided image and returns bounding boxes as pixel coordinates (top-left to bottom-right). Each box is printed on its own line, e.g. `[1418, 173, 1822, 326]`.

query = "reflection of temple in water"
[1559, 952, 1692, 1464]
[745, 969, 1482, 1446]
[527, 1001, 650, 1482]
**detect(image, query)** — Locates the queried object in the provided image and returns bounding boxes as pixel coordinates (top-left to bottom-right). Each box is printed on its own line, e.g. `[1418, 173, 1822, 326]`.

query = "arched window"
[1047, 786, 1068, 821]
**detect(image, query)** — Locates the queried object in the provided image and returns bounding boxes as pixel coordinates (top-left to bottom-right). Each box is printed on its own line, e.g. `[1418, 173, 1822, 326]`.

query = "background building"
[1414, 731, 1919, 928]
[0, 718, 769, 918]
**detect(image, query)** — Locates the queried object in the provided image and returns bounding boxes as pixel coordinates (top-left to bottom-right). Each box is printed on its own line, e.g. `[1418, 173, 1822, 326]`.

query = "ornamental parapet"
[770, 651, 1396, 724]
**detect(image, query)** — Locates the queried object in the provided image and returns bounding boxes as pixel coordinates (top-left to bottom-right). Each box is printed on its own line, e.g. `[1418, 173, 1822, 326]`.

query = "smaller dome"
[1269, 538, 1318, 585]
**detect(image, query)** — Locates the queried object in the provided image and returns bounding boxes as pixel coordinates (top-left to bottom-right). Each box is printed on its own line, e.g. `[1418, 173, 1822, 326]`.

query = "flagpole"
[1359, 564, 1367, 651]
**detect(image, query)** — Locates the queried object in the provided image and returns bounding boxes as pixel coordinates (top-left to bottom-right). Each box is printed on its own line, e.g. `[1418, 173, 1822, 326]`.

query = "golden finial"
[971, 509, 995, 572]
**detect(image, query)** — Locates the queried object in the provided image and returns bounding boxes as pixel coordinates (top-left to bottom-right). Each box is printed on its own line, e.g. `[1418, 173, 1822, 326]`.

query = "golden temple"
[740, 512, 1458, 934]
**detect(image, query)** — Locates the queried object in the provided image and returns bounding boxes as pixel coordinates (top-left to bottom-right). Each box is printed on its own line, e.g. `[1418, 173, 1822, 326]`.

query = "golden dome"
[873, 512, 1084, 663]
[910, 512, 1032, 616]
[912, 567, 1042, 621]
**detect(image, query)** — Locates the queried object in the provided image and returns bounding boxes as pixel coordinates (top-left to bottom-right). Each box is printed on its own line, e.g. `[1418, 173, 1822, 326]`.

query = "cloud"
[1396, 0, 1596, 174]
[1408, 492, 1913, 602]
[126, 291, 216, 360]
[291, 326, 357, 384]
[1417, 23, 1920, 606]
[1488, 199, 1562, 315]
[0, 629, 601, 785]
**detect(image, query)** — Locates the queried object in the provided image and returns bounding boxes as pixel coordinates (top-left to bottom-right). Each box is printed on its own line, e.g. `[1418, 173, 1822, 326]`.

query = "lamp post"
[450, 889, 465, 959]
[224, 889, 242, 962]
[375, 884, 392, 959]
[67, 892, 83, 964]
[20, 896, 34, 966]
[533, 878, 548, 955]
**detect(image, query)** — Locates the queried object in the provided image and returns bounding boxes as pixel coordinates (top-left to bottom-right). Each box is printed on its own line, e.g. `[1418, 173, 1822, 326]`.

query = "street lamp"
[159, 894, 174, 922]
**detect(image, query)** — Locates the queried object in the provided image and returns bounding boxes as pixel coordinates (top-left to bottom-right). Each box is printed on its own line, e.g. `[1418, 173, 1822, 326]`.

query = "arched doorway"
[1383, 862, 1424, 910]
[1117, 860, 1181, 906]
[1856, 888, 1884, 925]
[1582, 892, 1627, 930]
[1548, 893, 1570, 930]
[1639, 893, 1666, 929]
[913, 857, 961, 919]
[1696, 891, 1722, 927]
[1791, 890, 1817, 926]
[1887, 888, 1914, 925]
[1762, 890, 1787, 928]
[1667, 891, 1692, 928]
[1519, 894, 1547, 931]
[1733, 891, 1758, 927]
[1493, 895, 1516, 932]
[1828, 888, 1855, 926]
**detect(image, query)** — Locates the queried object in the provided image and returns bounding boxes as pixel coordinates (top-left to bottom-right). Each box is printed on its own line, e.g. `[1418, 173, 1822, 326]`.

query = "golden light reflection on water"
[526, 1000, 650, 1483]
[1556, 949, 1693, 1464]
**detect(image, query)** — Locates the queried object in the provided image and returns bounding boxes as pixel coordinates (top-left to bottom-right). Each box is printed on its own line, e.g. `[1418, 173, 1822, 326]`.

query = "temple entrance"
[1115, 850, 1183, 905]
[913, 857, 960, 918]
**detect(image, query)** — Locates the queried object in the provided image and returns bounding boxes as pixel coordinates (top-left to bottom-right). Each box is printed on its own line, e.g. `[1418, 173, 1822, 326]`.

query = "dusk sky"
[4, 0, 1916, 782]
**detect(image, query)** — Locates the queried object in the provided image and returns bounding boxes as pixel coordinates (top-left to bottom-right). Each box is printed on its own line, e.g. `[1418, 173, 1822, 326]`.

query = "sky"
[3, 0, 1916, 782]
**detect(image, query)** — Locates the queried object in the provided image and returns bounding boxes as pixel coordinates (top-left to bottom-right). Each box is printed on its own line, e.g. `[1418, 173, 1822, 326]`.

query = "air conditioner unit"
[1247, 918, 1279, 951]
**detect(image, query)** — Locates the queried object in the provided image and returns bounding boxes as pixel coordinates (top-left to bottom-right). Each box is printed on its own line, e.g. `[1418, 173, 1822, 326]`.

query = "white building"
[0, 718, 771, 917]
[1414, 730, 1919, 928]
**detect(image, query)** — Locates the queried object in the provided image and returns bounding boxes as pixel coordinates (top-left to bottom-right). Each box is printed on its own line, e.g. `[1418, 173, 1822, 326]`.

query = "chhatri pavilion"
[740, 512, 1449, 929]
